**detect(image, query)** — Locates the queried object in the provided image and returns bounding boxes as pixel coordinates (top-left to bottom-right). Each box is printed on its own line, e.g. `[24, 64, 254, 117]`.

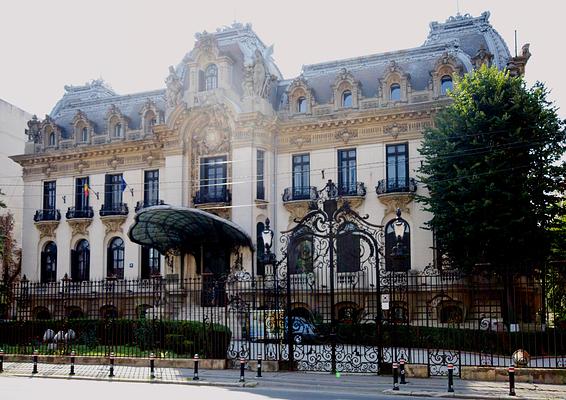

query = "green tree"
[418, 65, 566, 275]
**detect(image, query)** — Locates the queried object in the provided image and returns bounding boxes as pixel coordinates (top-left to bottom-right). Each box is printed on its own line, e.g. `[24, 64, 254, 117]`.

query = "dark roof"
[128, 205, 253, 255]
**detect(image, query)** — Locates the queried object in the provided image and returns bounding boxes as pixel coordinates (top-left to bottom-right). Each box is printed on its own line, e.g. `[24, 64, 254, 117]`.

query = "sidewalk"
[1, 362, 565, 399]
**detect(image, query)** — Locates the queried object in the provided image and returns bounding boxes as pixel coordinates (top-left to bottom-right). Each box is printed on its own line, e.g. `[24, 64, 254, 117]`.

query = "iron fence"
[0, 268, 564, 375]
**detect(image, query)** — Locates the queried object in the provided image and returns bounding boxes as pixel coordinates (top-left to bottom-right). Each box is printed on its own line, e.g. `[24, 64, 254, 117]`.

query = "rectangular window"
[105, 174, 123, 209]
[386, 143, 409, 191]
[141, 246, 160, 279]
[292, 154, 310, 200]
[144, 170, 159, 206]
[256, 150, 265, 200]
[43, 181, 56, 210]
[338, 149, 357, 195]
[200, 156, 227, 202]
[75, 177, 89, 211]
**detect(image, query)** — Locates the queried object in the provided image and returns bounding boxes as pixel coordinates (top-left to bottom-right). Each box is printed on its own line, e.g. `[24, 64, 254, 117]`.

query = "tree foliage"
[418, 65, 566, 275]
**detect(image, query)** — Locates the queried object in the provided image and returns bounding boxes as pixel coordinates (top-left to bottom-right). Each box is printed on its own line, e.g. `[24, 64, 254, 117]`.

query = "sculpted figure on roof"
[243, 50, 276, 99]
[165, 66, 183, 108]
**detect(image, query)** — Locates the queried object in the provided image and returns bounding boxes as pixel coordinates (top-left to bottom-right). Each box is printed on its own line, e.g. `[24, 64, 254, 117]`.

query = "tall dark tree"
[418, 65, 566, 276]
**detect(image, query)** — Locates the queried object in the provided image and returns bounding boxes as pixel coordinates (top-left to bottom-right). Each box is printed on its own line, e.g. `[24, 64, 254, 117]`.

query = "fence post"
[508, 366, 516, 396]
[69, 351, 75, 376]
[149, 352, 155, 379]
[193, 354, 199, 381]
[447, 363, 454, 392]
[399, 359, 406, 384]
[392, 362, 399, 391]
[257, 354, 262, 378]
[0, 349, 4, 373]
[108, 352, 115, 378]
[32, 349, 38, 374]
[239, 357, 245, 382]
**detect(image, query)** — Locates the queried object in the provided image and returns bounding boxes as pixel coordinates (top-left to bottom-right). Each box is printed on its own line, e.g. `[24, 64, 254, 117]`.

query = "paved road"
[0, 375, 414, 400]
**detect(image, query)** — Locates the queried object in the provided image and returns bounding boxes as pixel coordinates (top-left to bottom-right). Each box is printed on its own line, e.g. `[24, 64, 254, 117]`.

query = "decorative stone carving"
[165, 66, 183, 108]
[107, 155, 124, 170]
[243, 50, 277, 99]
[68, 218, 92, 237]
[379, 61, 411, 103]
[26, 115, 41, 143]
[335, 129, 357, 144]
[471, 44, 494, 69]
[283, 201, 311, 226]
[100, 215, 127, 235]
[287, 75, 314, 114]
[332, 68, 361, 109]
[506, 43, 531, 77]
[378, 193, 414, 217]
[76, 160, 88, 174]
[34, 220, 59, 239]
[43, 161, 56, 177]
[190, 105, 231, 155]
[383, 123, 408, 139]
[290, 136, 311, 148]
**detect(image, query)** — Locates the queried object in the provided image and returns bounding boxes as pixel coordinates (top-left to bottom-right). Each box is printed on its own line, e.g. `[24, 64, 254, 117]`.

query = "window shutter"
[70, 249, 78, 281]
[40, 251, 47, 283]
[107, 247, 113, 277]
[84, 247, 90, 281]
[141, 247, 149, 279]
[198, 70, 205, 92]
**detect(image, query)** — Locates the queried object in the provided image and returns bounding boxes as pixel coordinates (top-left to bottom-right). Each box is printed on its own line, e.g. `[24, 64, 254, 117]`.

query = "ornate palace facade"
[12, 12, 528, 286]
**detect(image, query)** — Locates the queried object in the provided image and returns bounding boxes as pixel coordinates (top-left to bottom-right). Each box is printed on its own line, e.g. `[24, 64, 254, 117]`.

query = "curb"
[383, 389, 552, 400]
[0, 372, 258, 388]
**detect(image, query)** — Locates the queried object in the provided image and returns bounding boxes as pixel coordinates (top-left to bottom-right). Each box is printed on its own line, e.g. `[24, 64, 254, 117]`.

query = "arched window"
[107, 237, 125, 279]
[385, 219, 411, 271]
[289, 227, 314, 275]
[41, 241, 57, 283]
[113, 123, 122, 138]
[144, 111, 156, 134]
[141, 246, 160, 279]
[390, 83, 401, 101]
[441, 75, 453, 95]
[297, 96, 307, 113]
[71, 239, 90, 282]
[342, 90, 352, 108]
[256, 222, 265, 275]
[81, 127, 88, 142]
[205, 64, 218, 90]
[337, 222, 360, 272]
[48, 132, 56, 147]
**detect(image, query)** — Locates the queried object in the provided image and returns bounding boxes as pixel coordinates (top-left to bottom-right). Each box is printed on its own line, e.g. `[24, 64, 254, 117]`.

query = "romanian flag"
[83, 183, 90, 197]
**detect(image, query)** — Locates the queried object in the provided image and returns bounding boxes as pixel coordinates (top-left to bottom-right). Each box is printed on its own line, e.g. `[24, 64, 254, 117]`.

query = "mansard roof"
[49, 80, 165, 139]
[275, 11, 510, 108]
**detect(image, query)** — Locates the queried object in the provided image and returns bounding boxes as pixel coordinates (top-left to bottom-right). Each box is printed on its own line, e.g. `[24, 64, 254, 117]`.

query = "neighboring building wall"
[0, 99, 32, 246]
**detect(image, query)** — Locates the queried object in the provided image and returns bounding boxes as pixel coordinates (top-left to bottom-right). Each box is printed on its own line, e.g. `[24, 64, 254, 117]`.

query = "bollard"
[150, 353, 155, 380]
[239, 357, 246, 382]
[69, 351, 75, 376]
[32, 350, 38, 374]
[0, 349, 4, 373]
[508, 366, 516, 396]
[447, 363, 454, 392]
[399, 359, 406, 384]
[108, 352, 115, 378]
[392, 362, 399, 391]
[257, 354, 262, 378]
[193, 354, 199, 381]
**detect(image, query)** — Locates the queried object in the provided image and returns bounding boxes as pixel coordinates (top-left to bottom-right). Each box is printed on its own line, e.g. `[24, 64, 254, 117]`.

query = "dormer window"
[441, 75, 453, 95]
[390, 84, 401, 101]
[114, 123, 122, 138]
[81, 127, 88, 142]
[205, 64, 218, 91]
[48, 132, 56, 146]
[297, 97, 307, 113]
[342, 90, 352, 108]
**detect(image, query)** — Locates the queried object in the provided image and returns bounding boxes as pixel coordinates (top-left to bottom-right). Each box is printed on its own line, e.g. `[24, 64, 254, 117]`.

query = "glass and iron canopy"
[128, 205, 253, 255]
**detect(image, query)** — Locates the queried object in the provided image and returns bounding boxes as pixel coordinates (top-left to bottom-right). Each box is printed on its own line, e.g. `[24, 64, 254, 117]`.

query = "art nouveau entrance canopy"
[128, 205, 253, 255]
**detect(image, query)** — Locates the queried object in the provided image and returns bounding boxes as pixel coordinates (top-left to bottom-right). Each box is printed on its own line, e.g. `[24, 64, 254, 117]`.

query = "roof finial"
[456, 0, 461, 16]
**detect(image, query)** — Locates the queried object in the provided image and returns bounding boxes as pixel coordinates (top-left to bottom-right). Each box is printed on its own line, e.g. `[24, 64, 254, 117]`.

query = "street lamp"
[262, 218, 274, 256]
[391, 208, 409, 271]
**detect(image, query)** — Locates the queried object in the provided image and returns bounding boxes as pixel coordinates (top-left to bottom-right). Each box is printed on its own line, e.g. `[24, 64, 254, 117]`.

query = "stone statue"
[26, 115, 41, 143]
[243, 50, 275, 99]
[165, 66, 183, 107]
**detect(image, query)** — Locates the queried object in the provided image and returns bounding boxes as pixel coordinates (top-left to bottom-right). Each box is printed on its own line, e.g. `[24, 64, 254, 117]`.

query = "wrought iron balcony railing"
[193, 187, 231, 205]
[135, 199, 165, 212]
[99, 203, 129, 217]
[34, 209, 61, 222]
[282, 186, 319, 202]
[337, 182, 367, 197]
[376, 178, 417, 195]
[66, 206, 94, 219]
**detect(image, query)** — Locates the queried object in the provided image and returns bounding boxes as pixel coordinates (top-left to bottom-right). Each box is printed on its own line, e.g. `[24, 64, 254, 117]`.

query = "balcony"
[33, 209, 61, 222]
[336, 182, 366, 209]
[99, 203, 129, 217]
[66, 206, 94, 219]
[282, 186, 319, 202]
[376, 178, 417, 196]
[135, 199, 165, 213]
[193, 187, 231, 205]
[375, 178, 417, 215]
